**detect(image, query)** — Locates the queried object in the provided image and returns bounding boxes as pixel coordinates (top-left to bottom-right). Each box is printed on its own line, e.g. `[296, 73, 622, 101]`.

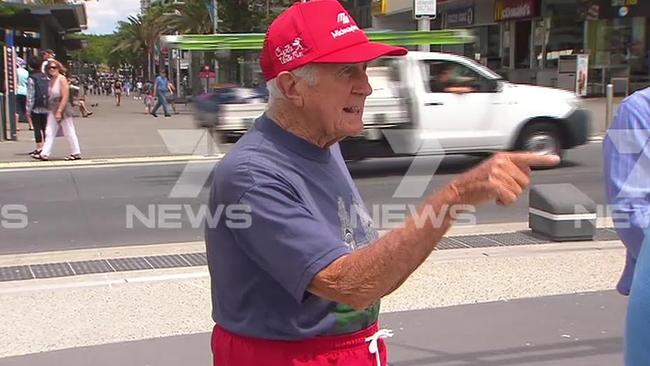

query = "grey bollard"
[529, 183, 597, 241]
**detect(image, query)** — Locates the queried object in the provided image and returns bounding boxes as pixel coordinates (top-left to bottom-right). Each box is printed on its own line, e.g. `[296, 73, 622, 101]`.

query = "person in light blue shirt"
[603, 86, 650, 364]
[151, 70, 174, 117]
[15, 57, 31, 130]
[626, 229, 650, 365]
[603, 87, 650, 295]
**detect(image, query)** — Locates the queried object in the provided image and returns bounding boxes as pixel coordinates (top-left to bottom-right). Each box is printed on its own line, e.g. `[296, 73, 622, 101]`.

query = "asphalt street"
[0, 290, 626, 366]
[0, 142, 605, 255]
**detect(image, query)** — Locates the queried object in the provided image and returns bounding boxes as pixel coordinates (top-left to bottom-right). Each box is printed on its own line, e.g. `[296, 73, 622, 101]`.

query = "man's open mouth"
[343, 106, 361, 114]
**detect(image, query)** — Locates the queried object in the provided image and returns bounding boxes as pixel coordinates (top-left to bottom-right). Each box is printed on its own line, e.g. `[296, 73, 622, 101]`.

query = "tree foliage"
[72, 0, 295, 82]
[70, 34, 115, 65]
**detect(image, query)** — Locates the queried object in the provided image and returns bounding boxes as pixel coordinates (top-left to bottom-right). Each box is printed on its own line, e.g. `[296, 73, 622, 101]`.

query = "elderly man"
[205, 1, 559, 365]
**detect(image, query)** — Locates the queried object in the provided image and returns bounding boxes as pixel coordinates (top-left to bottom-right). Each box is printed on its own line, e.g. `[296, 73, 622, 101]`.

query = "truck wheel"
[516, 122, 564, 161]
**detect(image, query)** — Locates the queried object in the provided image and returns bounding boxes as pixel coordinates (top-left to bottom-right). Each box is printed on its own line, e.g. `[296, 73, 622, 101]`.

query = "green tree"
[70, 34, 115, 65]
[112, 8, 167, 80]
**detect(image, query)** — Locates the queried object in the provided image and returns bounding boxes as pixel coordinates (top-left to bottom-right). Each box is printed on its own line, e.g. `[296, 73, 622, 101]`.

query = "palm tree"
[112, 7, 167, 80]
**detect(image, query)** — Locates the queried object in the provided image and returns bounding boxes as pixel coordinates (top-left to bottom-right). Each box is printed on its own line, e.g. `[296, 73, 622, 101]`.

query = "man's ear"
[276, 71, 304, 107]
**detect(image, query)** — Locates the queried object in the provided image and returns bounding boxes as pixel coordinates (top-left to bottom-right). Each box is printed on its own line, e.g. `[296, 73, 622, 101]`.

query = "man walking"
[151, 70, 174, 118]
[205, 1, 560, 365]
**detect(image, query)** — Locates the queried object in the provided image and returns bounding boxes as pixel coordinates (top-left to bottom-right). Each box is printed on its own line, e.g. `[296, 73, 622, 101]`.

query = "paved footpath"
[0, 230, 629, 366]
[0, 291, 626, 366]
[0, 95, 622, 164]
[0, 96, 205, 163]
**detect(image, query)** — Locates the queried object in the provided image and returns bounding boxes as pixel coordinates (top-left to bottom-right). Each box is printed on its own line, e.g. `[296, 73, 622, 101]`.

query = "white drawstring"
[365, 329, 393, 366]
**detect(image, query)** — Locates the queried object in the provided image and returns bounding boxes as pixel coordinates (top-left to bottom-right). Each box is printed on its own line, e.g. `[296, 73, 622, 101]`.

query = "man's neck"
[267, 109, 337, 149]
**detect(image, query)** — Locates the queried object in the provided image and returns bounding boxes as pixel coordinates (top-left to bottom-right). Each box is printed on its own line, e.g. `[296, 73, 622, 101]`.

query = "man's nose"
[353, 72, 373, 97]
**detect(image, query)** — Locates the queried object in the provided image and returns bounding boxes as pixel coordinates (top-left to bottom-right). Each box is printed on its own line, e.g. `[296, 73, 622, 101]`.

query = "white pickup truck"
[211, 51, 590, 161]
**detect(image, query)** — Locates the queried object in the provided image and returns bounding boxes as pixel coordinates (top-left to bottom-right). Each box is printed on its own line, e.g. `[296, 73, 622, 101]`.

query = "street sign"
[414, 0, 437, 18]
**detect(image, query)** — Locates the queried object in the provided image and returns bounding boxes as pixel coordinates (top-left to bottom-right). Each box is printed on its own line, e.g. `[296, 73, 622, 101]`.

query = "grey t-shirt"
[206, 115, 379, 340]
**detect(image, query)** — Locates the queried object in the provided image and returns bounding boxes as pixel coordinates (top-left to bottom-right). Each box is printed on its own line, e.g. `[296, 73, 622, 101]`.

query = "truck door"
[417, 59, 502, 153]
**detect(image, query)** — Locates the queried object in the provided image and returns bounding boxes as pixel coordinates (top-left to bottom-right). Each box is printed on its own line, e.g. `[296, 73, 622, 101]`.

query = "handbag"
[48, 96, 74, 119]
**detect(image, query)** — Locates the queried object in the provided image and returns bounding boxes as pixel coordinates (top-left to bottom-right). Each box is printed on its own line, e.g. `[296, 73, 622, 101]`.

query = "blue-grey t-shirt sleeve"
[231, 183, 350, 303]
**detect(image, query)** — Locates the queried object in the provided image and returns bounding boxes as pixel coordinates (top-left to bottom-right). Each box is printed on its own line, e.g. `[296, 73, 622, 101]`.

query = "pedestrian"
[136, 79, 143, 99]
[15, 57, 32, 131]
[204, 2, 560, 365]
[151, 70, 174, 117]
[26, 56, 49, 157]
[114, 79, 123, 106]
[35, 60, 81, 161]
[39, 49, 55, 75]
[603, 86, 650, 365]
[70, 78, 93, 117]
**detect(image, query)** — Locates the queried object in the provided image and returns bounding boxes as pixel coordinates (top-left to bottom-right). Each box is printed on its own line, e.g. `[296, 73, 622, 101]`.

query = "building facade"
[370, 0, 650, 94]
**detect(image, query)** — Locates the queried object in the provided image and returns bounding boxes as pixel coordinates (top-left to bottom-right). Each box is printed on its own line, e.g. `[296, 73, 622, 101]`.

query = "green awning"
[161, 30, 475, 51]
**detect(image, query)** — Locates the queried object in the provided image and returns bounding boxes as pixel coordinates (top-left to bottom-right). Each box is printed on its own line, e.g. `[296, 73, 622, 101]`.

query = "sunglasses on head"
[48, 66, 58, 70]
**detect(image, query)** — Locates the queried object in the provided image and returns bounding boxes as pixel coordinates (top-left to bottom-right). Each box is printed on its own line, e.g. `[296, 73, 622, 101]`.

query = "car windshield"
[464, 58, 502, 80]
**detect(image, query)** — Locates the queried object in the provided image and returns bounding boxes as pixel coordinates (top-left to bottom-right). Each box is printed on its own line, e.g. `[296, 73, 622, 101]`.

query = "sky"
[82, 0, 141, 35]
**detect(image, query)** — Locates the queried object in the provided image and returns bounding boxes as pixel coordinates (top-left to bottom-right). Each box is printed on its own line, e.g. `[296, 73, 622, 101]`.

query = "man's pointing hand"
[448, 152, 561, 207]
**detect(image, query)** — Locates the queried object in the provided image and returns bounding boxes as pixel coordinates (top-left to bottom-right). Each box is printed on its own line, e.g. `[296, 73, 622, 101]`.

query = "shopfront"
[494, 0, 542, 82]
[438, 0, 500, 69]
[582, 0, 650, 94]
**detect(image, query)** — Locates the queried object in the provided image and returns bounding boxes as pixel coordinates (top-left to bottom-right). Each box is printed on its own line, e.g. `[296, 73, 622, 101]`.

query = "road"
[0, 142, 605, 255]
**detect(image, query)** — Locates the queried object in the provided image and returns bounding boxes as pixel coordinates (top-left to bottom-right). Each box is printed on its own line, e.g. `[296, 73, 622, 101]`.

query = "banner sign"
[447, 6, 475, 27]
[495, 0, 540, 21]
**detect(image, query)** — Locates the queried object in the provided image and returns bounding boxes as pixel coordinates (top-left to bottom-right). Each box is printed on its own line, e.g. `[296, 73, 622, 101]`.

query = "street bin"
[529, 183, 597, 241]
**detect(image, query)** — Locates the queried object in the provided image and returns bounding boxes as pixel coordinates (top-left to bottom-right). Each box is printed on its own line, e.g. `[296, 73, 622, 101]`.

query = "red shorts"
[211, 322, 388, 366]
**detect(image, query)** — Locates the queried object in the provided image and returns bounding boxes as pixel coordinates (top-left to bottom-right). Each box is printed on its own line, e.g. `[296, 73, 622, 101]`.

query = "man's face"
[439, 69, 453, 82]
[298, 63, 372, 142]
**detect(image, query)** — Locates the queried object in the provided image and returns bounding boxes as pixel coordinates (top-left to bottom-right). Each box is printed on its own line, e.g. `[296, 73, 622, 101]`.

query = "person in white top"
[35, 60, 82, 161]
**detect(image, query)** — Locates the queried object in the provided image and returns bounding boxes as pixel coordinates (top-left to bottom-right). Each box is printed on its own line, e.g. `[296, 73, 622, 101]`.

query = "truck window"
[421, 60, 488, 94]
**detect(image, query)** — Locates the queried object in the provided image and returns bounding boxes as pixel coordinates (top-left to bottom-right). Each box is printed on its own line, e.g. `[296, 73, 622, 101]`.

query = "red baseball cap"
[260, 0, 407, 81]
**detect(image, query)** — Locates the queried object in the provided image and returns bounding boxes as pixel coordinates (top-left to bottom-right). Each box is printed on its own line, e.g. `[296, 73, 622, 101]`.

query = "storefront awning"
[161, 30, 475, 51]
[0, 2, 87, 33]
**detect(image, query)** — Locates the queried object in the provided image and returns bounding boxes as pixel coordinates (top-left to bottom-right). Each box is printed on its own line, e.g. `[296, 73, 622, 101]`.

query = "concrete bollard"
[529, 183, 597, 241]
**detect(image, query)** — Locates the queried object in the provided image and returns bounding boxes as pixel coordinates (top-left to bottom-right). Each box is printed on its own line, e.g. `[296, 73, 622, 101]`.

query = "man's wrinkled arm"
[308, 185, 459, 310]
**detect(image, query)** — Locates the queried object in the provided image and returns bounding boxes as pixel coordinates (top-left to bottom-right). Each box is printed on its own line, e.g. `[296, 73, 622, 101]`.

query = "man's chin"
[347, 118, 364, 135]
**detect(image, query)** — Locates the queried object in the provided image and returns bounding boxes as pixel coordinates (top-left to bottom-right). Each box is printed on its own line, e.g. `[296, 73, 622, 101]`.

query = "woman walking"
[114, 79, 123, 106]
[35, 60, 81, 161]
[26, 56, 49, 158]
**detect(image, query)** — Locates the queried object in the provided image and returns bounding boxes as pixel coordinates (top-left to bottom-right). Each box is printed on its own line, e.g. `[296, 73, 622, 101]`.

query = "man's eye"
[340, 67, 354, 76]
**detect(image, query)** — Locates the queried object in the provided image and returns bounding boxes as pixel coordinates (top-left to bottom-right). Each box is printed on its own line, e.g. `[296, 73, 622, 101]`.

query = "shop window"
[543, 3, 584, 69]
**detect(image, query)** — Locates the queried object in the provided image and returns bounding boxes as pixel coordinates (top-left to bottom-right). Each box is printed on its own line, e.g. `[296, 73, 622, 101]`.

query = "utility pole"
[176, 35, 182, 97]
[212, 0, 218, 88]
[414, 0, 436, 52]
[417, 16, 430, 52]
